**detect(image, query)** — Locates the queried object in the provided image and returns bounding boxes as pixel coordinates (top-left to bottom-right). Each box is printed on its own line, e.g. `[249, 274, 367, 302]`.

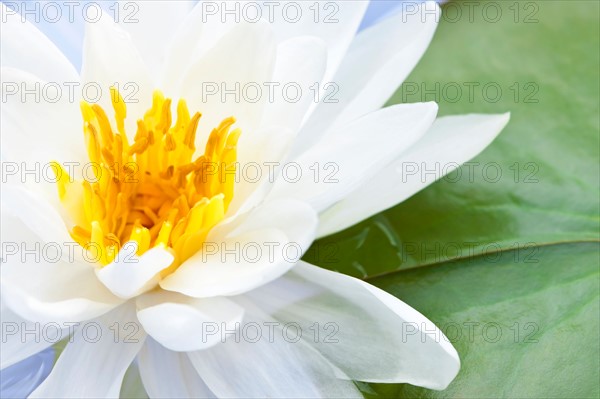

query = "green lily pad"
[365, 242, 600, 398]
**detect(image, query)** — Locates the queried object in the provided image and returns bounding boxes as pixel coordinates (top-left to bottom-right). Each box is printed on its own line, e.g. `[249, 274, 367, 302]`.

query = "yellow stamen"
[52, 89, 240, 271]
[110, 86, 127, 138]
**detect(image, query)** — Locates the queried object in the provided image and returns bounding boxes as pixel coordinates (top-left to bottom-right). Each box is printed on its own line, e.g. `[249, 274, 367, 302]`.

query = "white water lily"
[0, 1, 510, 397]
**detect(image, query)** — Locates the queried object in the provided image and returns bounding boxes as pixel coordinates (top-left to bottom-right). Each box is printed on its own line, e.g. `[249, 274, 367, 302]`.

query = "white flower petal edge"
[160, 199, 318, 298]
[0, 67, 83, 166]
[115, 1, 195, 79]
[245, 261, 460, 389]
[29, 305, 145, 398]
[136, 291, 244, 352]
[318, 113, 511, 237]
[229, 125, 296, 215]
[1, 196, 123, 325]
[261, 36, 328, 132]
[179, 20, 276, 141]
[0, 3, 78, 82]
[0, 299, 66, 369]
[1, 185, 72, 245]
[81, 10, 154, 137]
[186, 305, 362, 398]
[95, 245, 175, 299]
[269, 102, 439, 212]
[264, 0, 369, 84]
[295, 1, 440, 154]
[138, 338, 216, 398]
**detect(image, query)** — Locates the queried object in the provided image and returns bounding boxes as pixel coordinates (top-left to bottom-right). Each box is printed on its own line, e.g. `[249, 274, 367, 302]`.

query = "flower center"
[53, 88, 240, 270]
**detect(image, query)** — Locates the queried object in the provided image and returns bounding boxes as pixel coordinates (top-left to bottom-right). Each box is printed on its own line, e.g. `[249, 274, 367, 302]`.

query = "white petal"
[0, 299, 66, 369]
[116, 1, 195, 79]
[96, 245, 174, 299]
[0, 259, 118, 325]
[138, 338, 215, 398]
[179, 20, 276, 144]
[260, 36, 328, 132]
[161, 199, 317, 298]
[296, 1, 440, 154]
[0, 210, 122, 324]
[318, 113, 511, 236]
[136, 291, 244, 352]
[80, 9, 153, 138]
[0, 3, 78, 82]
[228, 125, 296, 215]
[0, 68, 84, 165]
[221, 198, 318, 253]
[269, 102, 438, 212]
[160, 228, 287, 298]
[186, 310, 361, 398]
[159, 5, 203, 94]
[245, 261, 460, 389]
[1, 184, 71, 245]
[160, 1, 237, 94]
[264, 0, 368, 83]
[30, 304, 145, 398]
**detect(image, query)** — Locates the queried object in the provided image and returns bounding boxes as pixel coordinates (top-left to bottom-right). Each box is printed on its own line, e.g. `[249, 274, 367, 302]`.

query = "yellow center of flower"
[52, 88, 240, 271]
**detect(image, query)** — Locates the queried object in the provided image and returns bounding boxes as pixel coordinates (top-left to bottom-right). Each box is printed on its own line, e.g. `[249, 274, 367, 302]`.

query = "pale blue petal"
[0, 347, 54, 399]
[359, 0, 404, 31]
[359, 0, 446, 31]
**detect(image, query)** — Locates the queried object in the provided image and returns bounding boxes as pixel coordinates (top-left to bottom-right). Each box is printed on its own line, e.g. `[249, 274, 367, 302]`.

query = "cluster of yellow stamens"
[53, 88, 240, 269]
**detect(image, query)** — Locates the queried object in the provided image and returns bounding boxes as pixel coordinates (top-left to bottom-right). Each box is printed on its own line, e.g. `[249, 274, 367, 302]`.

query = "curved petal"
[359, 0, 404, 30]
[1, 260, 120, 325]
[1, 184, 72, 245]
[0, 3, 78, 82]
[1, 210, 123, 324]
[260, 36, 328, 132]
[167, 1, 366, 93]
[96, 245, 174, 299]
[295, 1, 440, 155]
[161, 199, 318, 298]
[80, 9, 153, 138]
[30, 304, 145, 398]
[3, 0, 93, 71]
[116, 1, 195, 79]
[179, 20, 276, 145]
[160, 0, 238, 93]
[0, 347, 54, 399]
[244, 261, 460, 389]
[221, 198, 318, 254]
[228, 125, 296, 215]
[269, 102, 438, 212]
[186, 309, 361, 398]
[263, 0, 368, 83]
[0, 68, 84, 165]
[136, 291, 244, 352]
[318, 113, 511, 236]
[160, 228, 289, 298]
[138, 338, 215, 398]
[0, 300, 65, 369]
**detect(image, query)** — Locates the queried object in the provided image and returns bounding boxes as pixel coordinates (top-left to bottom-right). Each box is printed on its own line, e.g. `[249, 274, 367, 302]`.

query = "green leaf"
[305, 0, 600, 277]
[364, 242, 600, 398]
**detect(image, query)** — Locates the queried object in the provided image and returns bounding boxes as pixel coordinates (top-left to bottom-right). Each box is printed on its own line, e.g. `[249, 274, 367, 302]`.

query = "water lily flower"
[1, 1, 509, 397]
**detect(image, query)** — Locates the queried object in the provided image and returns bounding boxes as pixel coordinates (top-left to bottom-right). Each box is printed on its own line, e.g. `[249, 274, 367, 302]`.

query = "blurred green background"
[305, 1, 600, 397]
